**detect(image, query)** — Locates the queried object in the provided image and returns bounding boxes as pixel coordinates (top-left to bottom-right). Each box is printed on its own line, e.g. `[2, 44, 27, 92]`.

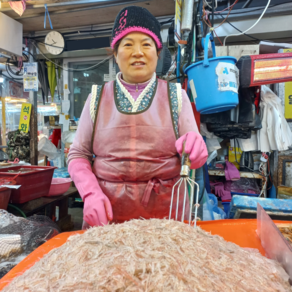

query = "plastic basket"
[0, 166, 56, 204]
[46, 178, 72, 197]
[185, 33, 238, 114]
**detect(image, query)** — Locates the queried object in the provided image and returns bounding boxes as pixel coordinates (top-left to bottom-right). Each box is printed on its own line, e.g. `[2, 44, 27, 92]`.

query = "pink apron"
[91, 79, 189, 223]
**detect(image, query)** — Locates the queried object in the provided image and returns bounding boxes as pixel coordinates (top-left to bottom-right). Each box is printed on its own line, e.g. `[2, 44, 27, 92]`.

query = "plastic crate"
[220, 191, 259, 219]
[0, 166, 56, 204]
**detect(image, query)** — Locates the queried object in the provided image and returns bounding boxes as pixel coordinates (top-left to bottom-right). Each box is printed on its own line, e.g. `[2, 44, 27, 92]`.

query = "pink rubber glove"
[175, 131, 208, 169]
[68, 158, 113, 227]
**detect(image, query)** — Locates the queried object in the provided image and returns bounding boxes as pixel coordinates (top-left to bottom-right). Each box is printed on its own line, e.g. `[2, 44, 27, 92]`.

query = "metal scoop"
[169, 144, 200, 227]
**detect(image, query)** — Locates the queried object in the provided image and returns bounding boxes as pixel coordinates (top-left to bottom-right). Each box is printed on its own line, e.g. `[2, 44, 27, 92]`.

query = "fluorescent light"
[0, 77, 3, 83]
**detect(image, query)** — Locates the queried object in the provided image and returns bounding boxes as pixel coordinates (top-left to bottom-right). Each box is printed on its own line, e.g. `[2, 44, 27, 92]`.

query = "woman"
[68, 6, 208, 228]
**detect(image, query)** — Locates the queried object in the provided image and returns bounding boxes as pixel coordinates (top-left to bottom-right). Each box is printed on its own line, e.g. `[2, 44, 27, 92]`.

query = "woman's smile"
[131, 61, 146, 68]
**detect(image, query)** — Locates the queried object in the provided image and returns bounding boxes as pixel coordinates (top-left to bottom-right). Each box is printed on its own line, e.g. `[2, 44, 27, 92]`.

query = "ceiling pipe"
[13, 0, 152, 20]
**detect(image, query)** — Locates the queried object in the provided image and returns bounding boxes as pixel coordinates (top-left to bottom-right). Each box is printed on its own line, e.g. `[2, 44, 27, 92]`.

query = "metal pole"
[29, 36, 38, 165]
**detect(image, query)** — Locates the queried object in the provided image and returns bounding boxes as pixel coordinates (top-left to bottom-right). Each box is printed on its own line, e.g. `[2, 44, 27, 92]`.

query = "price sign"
[23, 62, 38, 92]
[19, 103, 32, 133]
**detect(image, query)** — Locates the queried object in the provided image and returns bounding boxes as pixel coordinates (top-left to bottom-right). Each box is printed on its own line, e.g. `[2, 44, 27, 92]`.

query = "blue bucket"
[185, 33, 239, 114]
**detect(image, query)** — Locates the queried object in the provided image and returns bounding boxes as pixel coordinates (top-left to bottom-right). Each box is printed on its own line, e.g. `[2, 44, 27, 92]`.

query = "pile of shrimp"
[2, 219, 291, 292]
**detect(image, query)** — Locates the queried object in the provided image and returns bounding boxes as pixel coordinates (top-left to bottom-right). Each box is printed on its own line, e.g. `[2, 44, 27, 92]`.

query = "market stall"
[1, 0, 292, 289]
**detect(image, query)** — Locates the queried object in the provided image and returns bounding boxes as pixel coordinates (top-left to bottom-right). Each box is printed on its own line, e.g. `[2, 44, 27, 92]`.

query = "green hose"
[8, 204, 27, 218]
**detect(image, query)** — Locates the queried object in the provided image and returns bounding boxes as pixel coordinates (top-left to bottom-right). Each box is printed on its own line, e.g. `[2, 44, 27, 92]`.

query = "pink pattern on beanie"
[111, 26, 163, 50]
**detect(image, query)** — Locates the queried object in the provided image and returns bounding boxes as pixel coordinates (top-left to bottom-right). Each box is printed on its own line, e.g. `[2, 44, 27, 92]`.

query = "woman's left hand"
[175, 131, 208, 169]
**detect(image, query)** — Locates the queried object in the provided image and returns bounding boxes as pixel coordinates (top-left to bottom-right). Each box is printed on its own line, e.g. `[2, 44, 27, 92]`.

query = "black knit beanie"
[111, 6, 162, 50]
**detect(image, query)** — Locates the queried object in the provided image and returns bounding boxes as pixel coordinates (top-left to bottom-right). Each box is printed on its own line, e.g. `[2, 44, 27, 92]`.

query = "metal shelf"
[208, 169, 262, 179]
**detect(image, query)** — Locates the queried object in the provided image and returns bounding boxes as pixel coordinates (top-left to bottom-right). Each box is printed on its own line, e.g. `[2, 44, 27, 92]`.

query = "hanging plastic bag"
[38, 137, 60, 160]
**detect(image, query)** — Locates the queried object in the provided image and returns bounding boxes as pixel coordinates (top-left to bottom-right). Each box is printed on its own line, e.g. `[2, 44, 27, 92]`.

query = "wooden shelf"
[208, 169, 262, 179]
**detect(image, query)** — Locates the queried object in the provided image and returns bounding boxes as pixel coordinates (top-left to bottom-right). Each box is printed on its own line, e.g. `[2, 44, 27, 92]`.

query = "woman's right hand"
[68, 158, 113, 227]
[83, 191, 113, 226]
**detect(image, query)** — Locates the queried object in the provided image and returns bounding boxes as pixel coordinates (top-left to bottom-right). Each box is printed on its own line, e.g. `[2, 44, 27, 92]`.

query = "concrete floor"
[68, 207, 83, 231]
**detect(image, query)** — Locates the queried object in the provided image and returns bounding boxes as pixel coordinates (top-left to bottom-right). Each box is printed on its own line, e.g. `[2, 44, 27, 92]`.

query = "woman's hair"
[112, 38, 162, 56]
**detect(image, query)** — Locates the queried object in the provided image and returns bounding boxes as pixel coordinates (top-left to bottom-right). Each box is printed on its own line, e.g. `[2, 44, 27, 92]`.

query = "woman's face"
[114, 32, 159, 84]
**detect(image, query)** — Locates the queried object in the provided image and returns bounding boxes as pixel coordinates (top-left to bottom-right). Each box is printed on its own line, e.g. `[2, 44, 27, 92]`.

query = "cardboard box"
[228, 146, 242, 169]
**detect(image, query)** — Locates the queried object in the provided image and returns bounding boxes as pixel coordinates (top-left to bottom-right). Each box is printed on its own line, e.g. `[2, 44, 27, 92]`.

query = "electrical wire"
[4, 50, 33, 80]
[206, 17, 223, 45]
[208, 0, 291, 33]
[23, 37, 66, 49]
[22, 50, 37, 61]
[218, 14, 260, 41]
[32, 41, 113, 72]
[34, 40, 65, 49]
[6, 61, 23, 80]
[1, 72, 22, 83]
[214, 0, 238, 13]
[204, 0, 217, 9]
[216, 0, 292, 15]
[223, 0, 271, 46]
[160, 17, 175, 26]
[5, 65, 21, 81]
[213, 29, 223, 46]
[203, 0, 239, 30]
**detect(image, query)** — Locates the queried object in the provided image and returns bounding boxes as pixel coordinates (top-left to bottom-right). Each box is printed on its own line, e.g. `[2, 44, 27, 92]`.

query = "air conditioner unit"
[0, 12, 23, 57]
